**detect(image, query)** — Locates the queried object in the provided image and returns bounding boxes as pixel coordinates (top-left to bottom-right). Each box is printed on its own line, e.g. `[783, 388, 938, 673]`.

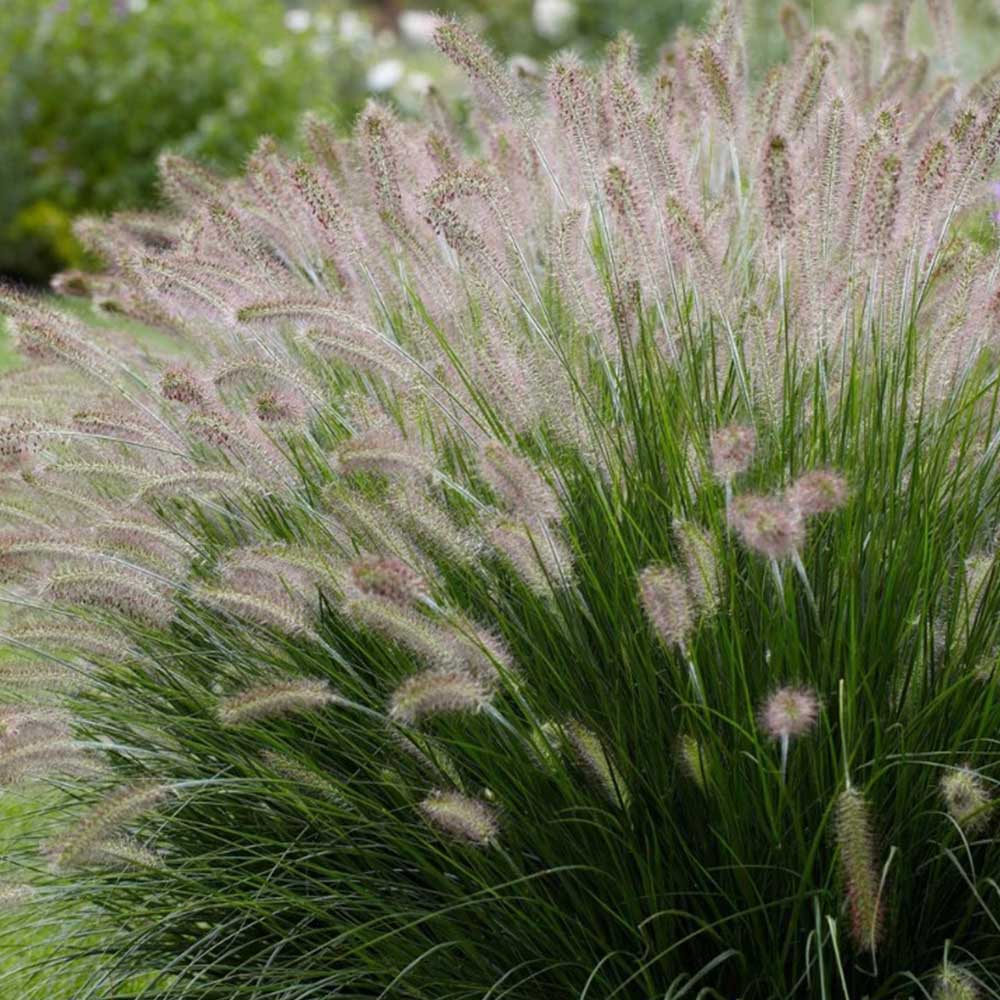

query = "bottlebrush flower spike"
[729, 495, 805, 560]
[488, 520, 573, 596]
[710, 425, 756, 481]
[638, 565, 694, 650]
[0, 884, 36, 908]
[418, 790, 499, 846]
[677, 733, 709, 791]
[45, 782, 174, 870]
[785, 470, 849, 516]
[217, 678, 338, 727]
[432, 17, 528, 124]
[762, 134, 794, 240]
[338, 427, 437, 483]
[347, 555, 428, 606]
[159, 364, 216, 410]
[480, 442, 560, 522]
[0, 731, 96, 786]
[694, 42, 735, 131]
[389, 669, 490, 724]
[674, 519, 721, 619]
[940, 766, 992, 833]
[835, 786, 884, 953]
[564, 721, 628, 806]
[934, 965, 981, 1000]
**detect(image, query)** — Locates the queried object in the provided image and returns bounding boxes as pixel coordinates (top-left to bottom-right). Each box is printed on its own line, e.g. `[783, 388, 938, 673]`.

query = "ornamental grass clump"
[4, 1, 1000, 996]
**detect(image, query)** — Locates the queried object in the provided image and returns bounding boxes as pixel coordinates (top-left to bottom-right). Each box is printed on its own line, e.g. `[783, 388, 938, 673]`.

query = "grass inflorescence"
[2, 1, 1000, 996]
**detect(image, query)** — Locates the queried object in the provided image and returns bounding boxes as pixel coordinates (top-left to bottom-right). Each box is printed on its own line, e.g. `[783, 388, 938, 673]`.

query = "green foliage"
[0, 0, 368, 283]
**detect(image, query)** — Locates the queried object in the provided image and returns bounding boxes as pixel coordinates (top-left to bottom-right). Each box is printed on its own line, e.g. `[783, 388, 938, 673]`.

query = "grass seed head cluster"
[3, 0, 1000, 996]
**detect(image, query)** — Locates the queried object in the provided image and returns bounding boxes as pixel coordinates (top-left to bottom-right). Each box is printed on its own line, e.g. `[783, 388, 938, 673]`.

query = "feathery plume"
[710, 425, 756, 481]
[934, 965, 981, 1000]
[194, 587, 317, 639]
[564, 721, 627, 806]
[835, 786, 884, 953]
[488, 520, 573, 596]
[347, 556, 427, 606]
[638, 565, 694, 650]
[677, 733, 710, 791]
[940, 766, 992, 833]
[694, 43, 735, 131]
[217, 678, 337, 727]
[762, 134, 794, 239]
[389, 669, 490, 724]
[45, 782, 174, 870]
[729, 495, 805, 560]
[480, 442, 560, 521]
[758, 686, 820, 741]
[433, 18, 528, 123]
[418, 790, 499, 846]
[674, 519, 721, 619]
[786, 470, 849, 515]
[260, 750, 353, 811]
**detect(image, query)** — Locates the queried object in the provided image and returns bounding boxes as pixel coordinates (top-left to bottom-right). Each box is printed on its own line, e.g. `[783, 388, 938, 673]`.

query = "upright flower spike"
[761, 134, 794, 240]
[638, 565, 694, 650]
[835, 786, 884, 953]
[673, 519, 721, 619]
[45, 782, 174, 871]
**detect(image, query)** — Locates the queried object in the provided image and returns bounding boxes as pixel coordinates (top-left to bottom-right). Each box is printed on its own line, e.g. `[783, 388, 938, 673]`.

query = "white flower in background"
[261, 46, 288, 69]
[509, 54, 541, 79]
[403, 72, 433, 97]
[533, 0, 576, 40]
[284, 8, 311, 34]
[399, 10, 438, 45]
[128, 0, 148, 12]
[339, 11, 369, 44]
[367, 59, 404, 93]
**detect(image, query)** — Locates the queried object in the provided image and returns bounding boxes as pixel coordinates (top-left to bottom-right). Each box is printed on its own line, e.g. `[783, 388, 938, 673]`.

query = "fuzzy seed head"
[710, 424, 756, 480]
[638, 565, 694, 649]
[934, 966, 980, 1000]
[762, 134, 794, 238]
[674, 519, 721, 618]
[758, 686, 820, 740]
[677, 733, 709, 791]
[941, 766, 992, 833]
[786, 470, 849, 516]
[564, 721, 627, 806]
[729, 495, 804, 560]
[835, 786, 884, 953]
[160, 364, 213, 409]
[389, 669, 490, 724]
[418, 790, 499, 846]
[349, 556, 427, 606]
[218, 678, 337, 727]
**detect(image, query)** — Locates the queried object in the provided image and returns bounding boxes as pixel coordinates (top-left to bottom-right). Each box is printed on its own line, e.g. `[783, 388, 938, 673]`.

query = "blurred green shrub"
[0, 0, 370, 284]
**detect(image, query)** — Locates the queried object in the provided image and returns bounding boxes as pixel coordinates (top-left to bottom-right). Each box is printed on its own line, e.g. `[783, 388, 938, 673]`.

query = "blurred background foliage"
[2, 0, 1000, 286]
